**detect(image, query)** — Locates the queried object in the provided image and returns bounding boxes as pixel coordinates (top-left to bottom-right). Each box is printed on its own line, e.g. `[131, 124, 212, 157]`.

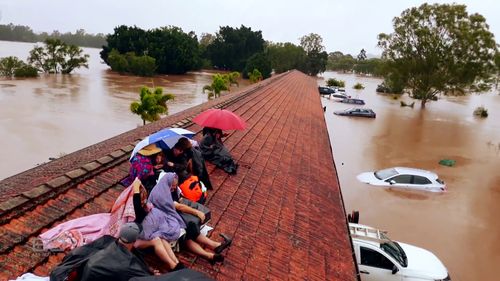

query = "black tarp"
[130, 269, 215, 281]
[79, 240, 151, 281]
[50, 235, 116, 281]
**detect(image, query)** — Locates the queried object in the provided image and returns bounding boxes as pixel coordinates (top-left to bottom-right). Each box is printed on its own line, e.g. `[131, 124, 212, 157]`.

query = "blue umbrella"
[130, 128, 195, 160]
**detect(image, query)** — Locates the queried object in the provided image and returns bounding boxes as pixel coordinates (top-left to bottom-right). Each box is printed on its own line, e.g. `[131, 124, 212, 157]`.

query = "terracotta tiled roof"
[0, 70, 357, 281]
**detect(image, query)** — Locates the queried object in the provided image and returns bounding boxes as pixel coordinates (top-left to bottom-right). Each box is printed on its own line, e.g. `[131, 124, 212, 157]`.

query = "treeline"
[0, 23, 106, 48]
[101, 25, 328, 77]
[327, 49, 385, 76]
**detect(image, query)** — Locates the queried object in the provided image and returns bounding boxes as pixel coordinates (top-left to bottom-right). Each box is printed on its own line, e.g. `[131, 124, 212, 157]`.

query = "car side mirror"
[389, 180, 396, 185]
[392, 265, 399, 274]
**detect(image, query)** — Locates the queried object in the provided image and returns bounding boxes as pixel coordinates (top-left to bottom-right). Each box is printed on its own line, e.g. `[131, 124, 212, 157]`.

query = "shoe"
[172, 262, 185, 272]
[209, 253, 224, 265]
[214, 233, 233, 254]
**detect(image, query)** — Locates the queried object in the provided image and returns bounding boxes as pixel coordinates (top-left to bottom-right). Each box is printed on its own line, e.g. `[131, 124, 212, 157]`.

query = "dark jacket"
[79, 240, 150, 281]
[200, 134, 238, 175]
[186, 147, 213, 189]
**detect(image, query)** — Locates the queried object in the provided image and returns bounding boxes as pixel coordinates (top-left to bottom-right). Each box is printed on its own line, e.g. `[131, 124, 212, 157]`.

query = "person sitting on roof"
[164, 140, 190, 176]
[131, 178, 185, 272]
[140, 172, 232, 264]
[200, 127, 238, 175]
[177, 171, 207, 204]
[78, 222, 152, 281]
[176, 137, 213, 190]
[122, 143, 163, 193]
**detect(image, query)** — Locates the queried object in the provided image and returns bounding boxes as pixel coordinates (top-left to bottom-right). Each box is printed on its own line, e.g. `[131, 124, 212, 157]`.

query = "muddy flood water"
[0, 41, 248, 179]
[320, 72, 500, 280]
[1, 39, 500, 279]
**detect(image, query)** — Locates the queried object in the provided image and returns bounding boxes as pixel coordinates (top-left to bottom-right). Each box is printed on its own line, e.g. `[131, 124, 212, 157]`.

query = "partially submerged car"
[334, 108, 376, 118]
[318, 86, 336, 95]
[339, 98, 365, 105]
[357, 167, 446, 192]
[350, 223, 451, 281]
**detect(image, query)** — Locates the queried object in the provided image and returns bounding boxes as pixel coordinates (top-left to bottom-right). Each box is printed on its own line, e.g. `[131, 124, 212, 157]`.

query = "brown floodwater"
[320, 72, 500, 280]
[0, 41, 248, 179]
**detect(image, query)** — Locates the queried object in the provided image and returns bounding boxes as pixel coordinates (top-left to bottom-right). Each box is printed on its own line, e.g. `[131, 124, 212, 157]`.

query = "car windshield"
[437, 178, 445, 184]
[374, 168, 398, 180]
[380, 241, 408, 267]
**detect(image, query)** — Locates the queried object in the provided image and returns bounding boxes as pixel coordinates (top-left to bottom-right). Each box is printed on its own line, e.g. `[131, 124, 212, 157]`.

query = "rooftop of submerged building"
[0, 70, 358, 281]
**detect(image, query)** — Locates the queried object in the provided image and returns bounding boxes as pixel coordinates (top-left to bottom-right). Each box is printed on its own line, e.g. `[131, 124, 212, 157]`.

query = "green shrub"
[473, 106, 488, 118]
[0, 56, 24, 76]
[129, 55, 156, 77]
[107, 49, 129, 73]
[353, 83, 365, 90]
[326, 78, 345, 87]
[248, 69, 263, 83]
[14, 65, 39, 77]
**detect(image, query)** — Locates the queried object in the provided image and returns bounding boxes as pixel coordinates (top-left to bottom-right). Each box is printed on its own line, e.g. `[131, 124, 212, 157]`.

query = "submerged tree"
[28, 38, 89, 74]
[207, 25, 265, 71]
[203, 74, 230, 99]
[248, 69, 263, 83]
[130, 87, 175, 125]
[0, 56, 24, 76]
[0, 56, 38, 78]
[378, 3, 498, 108]
[266, 42, 306, 74]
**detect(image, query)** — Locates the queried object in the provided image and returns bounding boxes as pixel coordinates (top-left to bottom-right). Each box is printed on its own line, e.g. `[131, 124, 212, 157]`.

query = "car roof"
[349, 223, 385, 247]
[393, 167, 438, 178]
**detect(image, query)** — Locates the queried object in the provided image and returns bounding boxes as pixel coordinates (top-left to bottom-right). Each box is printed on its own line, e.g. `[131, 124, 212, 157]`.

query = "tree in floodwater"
[266, 42, 306, 74]
[203, 74, 230, 99]
[0, 56, 23, 76]
[28, 38, 89, 74]
[0, 56, 38, 78]
[248, 69, 263, 83]
[243, 52, 271, 79]
[299, 33, 328, 76]
[378, 3, 498, 108]
[206, 25, 265, 71]
[130, 87, 175, 125]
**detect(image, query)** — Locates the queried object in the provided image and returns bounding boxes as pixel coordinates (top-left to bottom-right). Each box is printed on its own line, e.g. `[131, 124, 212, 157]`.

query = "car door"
[358, 246, 402, 281]
[410, 175, 433, 191]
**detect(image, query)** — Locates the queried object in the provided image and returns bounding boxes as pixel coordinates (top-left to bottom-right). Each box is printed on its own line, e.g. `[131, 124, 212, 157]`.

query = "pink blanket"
[39, 183, 137, 251]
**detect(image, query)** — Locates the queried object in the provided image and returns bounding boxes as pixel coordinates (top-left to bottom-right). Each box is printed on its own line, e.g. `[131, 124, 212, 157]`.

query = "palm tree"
[203, 74, 229, 99]
[130, 86, 175, 125]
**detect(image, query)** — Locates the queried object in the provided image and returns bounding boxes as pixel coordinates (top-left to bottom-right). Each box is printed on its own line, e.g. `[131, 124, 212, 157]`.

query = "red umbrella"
[193, 109, 246, 130]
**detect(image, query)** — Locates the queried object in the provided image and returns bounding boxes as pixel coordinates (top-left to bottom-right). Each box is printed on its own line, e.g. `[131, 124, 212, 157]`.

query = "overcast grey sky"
[0, 0, 498, 56]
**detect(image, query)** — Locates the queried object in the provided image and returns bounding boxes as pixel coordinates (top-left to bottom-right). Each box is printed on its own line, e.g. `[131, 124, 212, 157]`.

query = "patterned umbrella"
[130, 128, 195, 160]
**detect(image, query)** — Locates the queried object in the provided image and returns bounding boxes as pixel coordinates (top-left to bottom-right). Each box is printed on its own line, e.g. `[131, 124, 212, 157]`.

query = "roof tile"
[0, 71, 357, 280]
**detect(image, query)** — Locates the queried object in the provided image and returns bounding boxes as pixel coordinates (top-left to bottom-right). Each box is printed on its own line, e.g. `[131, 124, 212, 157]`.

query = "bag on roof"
[178, 175, 207, 204]
[178, 197, 211, 226]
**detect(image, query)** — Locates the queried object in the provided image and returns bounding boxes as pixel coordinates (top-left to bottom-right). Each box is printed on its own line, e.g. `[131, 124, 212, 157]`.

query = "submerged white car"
[350, 223, 450, 281]
[357, 167, 446, 192]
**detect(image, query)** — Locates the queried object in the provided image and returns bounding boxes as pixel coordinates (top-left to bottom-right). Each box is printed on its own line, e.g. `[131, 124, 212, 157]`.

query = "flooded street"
[1, 38, 500, 279]
[0, 41, 248, 179]
[320, 72, 500, 280]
